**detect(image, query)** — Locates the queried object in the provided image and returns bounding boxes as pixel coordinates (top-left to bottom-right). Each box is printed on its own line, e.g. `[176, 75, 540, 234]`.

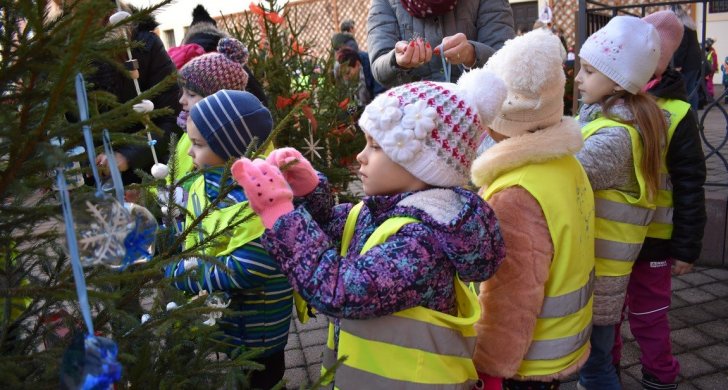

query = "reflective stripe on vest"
[321, 202, 479, 389]
[582, 118, 655, 277]
[647, 99, 691, 239]
[483, 156, 594, 376]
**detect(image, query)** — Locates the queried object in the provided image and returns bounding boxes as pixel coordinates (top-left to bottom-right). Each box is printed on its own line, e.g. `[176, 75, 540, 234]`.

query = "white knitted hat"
[579, 16, 661, 94]
[485, 28, 566, 137]
[358, 68, 507, 187]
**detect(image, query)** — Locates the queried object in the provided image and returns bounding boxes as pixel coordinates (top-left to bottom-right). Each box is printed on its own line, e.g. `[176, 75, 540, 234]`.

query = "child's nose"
[356, 150, 366, 165]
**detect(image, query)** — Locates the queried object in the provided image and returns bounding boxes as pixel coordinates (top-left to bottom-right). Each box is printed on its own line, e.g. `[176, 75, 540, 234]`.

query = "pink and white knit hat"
[179, 37, 249, 97]
[358, 68, 507, 187]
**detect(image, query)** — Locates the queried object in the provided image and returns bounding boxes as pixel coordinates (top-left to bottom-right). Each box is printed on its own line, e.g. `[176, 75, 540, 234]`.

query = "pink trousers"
[613, 259, 680, 383]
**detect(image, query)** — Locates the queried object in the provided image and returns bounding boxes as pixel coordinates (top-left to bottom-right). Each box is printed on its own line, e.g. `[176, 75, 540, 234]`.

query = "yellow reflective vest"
[482, 156, 595, 377]
[581, 118, 656, 277]
[647, 99, 691, 239]
[321, 202, 480, 389]
[184, 175, 265, 255]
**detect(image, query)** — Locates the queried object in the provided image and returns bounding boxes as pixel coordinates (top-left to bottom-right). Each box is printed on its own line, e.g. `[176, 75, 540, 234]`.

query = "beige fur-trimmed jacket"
[470, 118, 590, 381]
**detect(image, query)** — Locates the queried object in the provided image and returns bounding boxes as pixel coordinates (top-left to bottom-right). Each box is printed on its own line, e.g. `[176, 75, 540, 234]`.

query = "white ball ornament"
[132, 99, 154, 114]
[140, 314, 151, 324]
[166, 302, 179, 311]
[151, 163, 169, 179]
[108, 11, 131, 25]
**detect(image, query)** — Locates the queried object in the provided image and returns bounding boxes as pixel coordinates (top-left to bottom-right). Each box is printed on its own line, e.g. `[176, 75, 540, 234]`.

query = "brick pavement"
[282, 91, 728, 389]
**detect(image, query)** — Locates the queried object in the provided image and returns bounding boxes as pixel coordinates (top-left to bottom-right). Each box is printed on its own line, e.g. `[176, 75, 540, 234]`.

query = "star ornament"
[303, 130, 324, 160]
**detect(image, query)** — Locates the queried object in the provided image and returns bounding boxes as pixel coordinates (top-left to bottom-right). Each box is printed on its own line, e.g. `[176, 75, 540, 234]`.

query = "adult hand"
[394, 37, 432, 69]
[671, 259, 694, 275]
[266, 147, 319, 197]
[435, 33, 476, 67]
[96, 152, 129, 176]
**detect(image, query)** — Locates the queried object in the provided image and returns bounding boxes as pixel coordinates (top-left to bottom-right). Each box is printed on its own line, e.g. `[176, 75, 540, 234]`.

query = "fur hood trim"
[471, 117, 583, 187]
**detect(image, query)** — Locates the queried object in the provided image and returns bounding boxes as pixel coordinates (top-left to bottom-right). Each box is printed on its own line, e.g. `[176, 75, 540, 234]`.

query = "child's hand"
[231, 158, 294, 229]
[266, 147, 319, 197]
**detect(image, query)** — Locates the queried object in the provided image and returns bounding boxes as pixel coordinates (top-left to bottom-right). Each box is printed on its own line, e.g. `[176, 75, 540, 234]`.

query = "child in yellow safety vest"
[231, 68, 508, 389]
[574, 16, 669, 389]
[610, 11, 706, 390]
[163, 90, 292, 389]
[172, 37, 249, 193]
[470, 29, 595, 390]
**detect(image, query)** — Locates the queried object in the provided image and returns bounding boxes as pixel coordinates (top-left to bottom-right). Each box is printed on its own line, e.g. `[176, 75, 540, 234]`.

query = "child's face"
[179, 88, 204, 112]
[356, 132, 429, 196]
[186, 117, 225, 169]
[575, 59, 621, 104]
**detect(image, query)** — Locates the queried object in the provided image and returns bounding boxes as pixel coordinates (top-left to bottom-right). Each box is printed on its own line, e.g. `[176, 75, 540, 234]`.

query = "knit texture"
[190, 90, 273, 160]
[358, 69, 506, 187]
[179, 37, 249, 96]
[643, 11, 684, 76]
[579, 16, 660, 94]
[485, 28, 566, 137]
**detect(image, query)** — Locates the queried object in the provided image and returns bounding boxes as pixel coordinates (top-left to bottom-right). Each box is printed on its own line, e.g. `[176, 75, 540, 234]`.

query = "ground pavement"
[282, 93, 728, 390]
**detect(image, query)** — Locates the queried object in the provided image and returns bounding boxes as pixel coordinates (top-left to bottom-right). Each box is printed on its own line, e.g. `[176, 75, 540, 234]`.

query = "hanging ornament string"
[109, 2, 168, 179]
[75, 74, 104, 198]
[56, 170, 95, 336]
[439, 43, 452, 83]
[102, 129, 125, 204]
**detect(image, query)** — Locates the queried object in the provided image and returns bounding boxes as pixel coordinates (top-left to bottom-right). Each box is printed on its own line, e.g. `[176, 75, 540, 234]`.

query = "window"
[164, 29, 175, 47]
[710, 0, 728, 13]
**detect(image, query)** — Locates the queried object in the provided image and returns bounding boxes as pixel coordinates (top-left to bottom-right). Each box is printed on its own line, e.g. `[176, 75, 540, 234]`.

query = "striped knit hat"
[190, 90, 273, 160]
[358, 69, 506, 187]
[179, 38, 249, 97]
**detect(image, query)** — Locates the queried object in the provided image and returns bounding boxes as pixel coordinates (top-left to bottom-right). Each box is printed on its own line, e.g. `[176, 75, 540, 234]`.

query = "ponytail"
[602, 91, 667, 201]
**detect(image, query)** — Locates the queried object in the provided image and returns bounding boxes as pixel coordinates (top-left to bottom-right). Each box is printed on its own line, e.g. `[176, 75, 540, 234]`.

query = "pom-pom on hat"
[190, 90, 273, 160]
[485, 28, 566, 137]
[358, 68, 507, 187]
[191, 4, 216, 26]
[579, 16, 660, 94]
[179, 37, 249, 97]
[642, 11, 684, 76]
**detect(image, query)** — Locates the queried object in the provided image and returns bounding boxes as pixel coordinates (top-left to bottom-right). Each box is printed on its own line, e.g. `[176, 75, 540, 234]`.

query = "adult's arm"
[469, 0, 515, 68]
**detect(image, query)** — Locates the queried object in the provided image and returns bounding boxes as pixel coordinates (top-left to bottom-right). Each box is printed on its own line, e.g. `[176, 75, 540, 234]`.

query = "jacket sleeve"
[666, 110, 706, 262]
[469, 0, 515, 68]
[164, 239, 279, 293]
[473, 187, 553, 378]
[576, 126, 634, 191]
[117, 31, 181, 172]
[261, 206, 470, 319]
[367, 0, 413, 88]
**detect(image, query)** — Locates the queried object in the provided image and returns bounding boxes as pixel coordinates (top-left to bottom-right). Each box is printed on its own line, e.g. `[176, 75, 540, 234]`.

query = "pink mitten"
[266, 147, 319, 197]
[231, 158, 294, 229]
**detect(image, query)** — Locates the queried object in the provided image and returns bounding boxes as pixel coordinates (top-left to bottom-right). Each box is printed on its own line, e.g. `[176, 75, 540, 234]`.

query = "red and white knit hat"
[358, 69, 506, 187]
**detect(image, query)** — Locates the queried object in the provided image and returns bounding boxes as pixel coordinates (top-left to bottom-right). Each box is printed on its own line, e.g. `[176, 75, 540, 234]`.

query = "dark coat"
[637, 69, 706, 263]
[88, 15, 181, 184]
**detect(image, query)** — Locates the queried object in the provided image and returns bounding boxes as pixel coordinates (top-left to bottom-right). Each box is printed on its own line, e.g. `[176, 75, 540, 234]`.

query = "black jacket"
[637, 69, 706, 263]
[88, 15, 181, 184]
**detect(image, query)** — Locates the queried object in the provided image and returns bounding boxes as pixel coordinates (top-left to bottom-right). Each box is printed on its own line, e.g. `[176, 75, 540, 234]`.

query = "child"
[173, 37, 249, 189]
[470, 29, 595, 390]
[163, 90, 292, 389]
[232, 69, 508, 388]
[574, 16, 668, 389]
[611, 11, 706, 390]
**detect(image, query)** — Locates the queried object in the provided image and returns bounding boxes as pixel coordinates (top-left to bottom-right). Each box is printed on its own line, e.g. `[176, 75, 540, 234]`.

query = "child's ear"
[613, 85, 625, 92]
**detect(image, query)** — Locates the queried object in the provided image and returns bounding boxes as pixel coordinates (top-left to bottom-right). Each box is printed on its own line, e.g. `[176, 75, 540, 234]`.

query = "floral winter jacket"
[261, 175, 505, 319]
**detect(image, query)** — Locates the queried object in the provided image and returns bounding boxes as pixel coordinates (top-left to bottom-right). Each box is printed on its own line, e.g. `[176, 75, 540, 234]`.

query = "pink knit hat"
[179, 38, 249, 96]
[643, 10, 684, 76]
[358, 69, 506, 187]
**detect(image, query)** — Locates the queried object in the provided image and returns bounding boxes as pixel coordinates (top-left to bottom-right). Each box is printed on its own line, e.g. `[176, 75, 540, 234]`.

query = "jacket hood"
[471, 117, 583, 187]
[363, 187, 503, 279]
[647, 68, 688, 101]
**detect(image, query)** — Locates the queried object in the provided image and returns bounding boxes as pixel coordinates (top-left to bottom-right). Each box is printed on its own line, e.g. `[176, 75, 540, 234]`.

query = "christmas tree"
[223, 0, 365, 202]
